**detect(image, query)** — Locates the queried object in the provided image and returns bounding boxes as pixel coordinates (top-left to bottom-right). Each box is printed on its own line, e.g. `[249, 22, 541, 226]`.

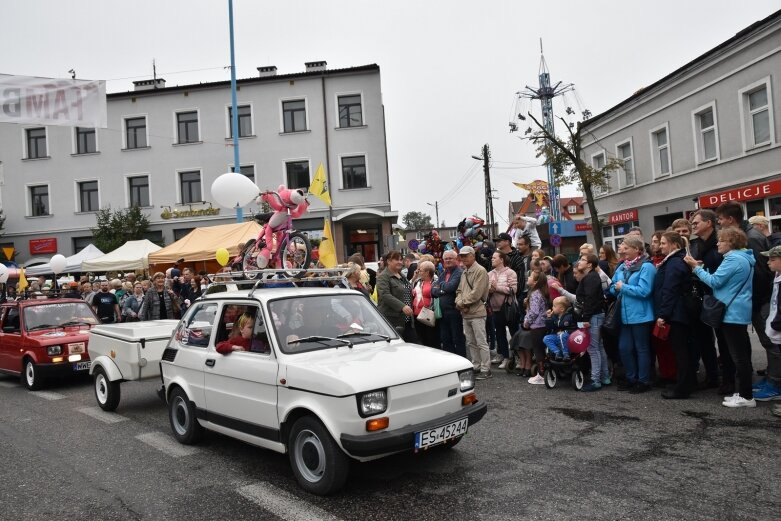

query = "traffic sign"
[408, 239, 420, 251]
[549, 234, 562, 247]
[549, 221, 560, 235]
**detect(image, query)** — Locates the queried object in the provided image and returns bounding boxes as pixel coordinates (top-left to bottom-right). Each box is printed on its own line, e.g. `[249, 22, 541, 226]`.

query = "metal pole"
[228, 0, 242, 223]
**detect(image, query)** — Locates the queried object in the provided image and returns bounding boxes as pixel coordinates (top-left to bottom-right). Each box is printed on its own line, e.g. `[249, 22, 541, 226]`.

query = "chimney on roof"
[257, 65, 277, 77]
[305, 61, 327, 72]
[133, 78, 166, 91]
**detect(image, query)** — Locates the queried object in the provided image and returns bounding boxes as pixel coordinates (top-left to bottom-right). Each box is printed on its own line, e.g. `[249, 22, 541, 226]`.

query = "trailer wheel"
[93, 366, 121, 411]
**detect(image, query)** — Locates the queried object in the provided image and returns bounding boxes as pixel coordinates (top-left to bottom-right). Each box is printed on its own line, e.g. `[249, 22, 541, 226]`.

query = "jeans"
[588, 313, 609, 384]
[543, 332, 571, 357]
[440, 311, 466, 358]
[753, 303, 781, 386]
[619, 322, 653, 384]
[492, 309, 516, 359]
[719, 323, 754, 399]
[464, 317, 490, 373]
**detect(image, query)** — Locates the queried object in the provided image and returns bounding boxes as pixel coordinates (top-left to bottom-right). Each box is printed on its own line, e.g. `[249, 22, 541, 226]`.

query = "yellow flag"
[309, 163, 332, 206]
[319, 219, 337, 268]
[17, 267, 28, 293]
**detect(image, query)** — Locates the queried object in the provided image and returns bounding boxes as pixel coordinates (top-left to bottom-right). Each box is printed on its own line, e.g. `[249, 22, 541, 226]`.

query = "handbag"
[602, 297, 621, 337]
[432, 298, 442, 320]
[699, 262, 752, 329]
[501, 294, 519, 324]
[416, 306, 436, 327]
[682, 280, 703, 320]
[652, 323, 670, 340]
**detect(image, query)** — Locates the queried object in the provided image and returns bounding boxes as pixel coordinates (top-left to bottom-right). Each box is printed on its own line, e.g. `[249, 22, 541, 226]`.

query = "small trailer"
[88, 320, 179, 411]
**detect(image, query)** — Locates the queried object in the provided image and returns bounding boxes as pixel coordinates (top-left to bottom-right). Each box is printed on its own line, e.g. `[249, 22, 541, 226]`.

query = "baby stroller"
[543, 328, 591, 391]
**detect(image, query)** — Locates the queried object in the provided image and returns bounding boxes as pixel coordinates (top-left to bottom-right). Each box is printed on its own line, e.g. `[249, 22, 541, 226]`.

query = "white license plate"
[68, 342, 85, 354]
[73, 361, 91, 371]
[415, 418, 468, 449]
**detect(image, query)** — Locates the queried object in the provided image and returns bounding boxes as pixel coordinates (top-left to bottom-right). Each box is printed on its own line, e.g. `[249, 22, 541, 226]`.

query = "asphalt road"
[1, 340, 780, 521]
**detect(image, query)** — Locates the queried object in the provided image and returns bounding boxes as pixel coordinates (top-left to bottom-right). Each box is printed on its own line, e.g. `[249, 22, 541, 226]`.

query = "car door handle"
[205, 359, 215, 367]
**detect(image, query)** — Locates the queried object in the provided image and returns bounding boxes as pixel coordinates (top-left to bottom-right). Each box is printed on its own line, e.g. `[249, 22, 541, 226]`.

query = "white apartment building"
[580, 10, 781, 249]
[0, 62, 397, 264]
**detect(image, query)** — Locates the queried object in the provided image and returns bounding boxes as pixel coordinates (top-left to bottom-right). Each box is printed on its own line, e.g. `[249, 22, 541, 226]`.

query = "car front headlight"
[459, 370, 475, 392]
[47, 345, 62, 356]
[357, 389, 387, 417]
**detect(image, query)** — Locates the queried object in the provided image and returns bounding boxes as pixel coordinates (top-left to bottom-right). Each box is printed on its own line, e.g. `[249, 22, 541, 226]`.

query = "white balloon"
[211, 173, 260, 209]
[50, 254, 67, 274]
[0, 264, 8, 283]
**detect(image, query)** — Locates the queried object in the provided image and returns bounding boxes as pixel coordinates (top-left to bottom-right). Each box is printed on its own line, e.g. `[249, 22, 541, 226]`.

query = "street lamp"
[426, 202, 439, 228]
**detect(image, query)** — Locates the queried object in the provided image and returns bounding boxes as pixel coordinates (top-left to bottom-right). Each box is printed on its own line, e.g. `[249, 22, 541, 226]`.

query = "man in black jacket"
[689, 209, 722, 388]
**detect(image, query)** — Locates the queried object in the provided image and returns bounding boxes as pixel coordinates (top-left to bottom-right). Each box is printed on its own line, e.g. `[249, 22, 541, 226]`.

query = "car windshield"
[269, 294, 398, 354]
[24, 302, 99, 331]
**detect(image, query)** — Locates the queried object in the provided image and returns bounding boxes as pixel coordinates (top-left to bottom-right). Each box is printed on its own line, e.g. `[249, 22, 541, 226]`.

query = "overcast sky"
[3, 1, 779, 228]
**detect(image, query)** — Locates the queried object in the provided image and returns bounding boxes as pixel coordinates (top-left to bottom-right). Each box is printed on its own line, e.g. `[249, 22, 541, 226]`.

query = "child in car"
[543, 296, 577, 362]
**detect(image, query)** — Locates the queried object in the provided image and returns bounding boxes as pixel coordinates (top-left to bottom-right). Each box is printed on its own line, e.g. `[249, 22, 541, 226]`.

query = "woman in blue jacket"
[610, 236, 656, 393]
[654, 232, 692, 399]
[685, 227, 755, 408]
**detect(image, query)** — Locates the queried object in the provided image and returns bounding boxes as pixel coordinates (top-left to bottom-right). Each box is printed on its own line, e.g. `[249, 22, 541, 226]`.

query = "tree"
[91, 206, 152, 253]
[525, 113, 624, 249]
[401, 211, 433, 231]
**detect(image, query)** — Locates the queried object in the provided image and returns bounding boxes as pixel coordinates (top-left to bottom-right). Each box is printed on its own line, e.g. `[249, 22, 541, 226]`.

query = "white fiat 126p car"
[160, 275, 487, 495]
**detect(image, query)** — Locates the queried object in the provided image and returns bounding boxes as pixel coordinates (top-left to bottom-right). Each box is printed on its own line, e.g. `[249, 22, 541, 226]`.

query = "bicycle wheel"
[282, 232, 311, 278]
[241, 239, 260, 279]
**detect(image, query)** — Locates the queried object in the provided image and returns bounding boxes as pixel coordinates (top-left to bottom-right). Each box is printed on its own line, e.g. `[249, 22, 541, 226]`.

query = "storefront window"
[769, 196, 781, 233]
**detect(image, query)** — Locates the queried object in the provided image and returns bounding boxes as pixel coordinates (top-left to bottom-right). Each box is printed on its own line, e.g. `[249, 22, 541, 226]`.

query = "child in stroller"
[543, 296, 577, 362]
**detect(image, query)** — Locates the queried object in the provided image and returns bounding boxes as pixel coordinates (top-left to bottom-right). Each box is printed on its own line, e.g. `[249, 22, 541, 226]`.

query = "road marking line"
[237, 483, 343, 521]
[0, 381, 17, 388]
[134, 432, 200, 458]
[30, 391, 65, 400]
[77, 406, 128, 424]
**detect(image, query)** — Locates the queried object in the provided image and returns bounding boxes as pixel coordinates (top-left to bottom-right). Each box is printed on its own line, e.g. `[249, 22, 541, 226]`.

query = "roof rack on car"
[202, 268, 353, 298]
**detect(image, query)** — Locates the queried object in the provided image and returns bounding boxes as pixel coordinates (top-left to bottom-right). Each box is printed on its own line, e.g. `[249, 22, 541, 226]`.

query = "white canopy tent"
[81, 239, 162, 272]
[25, 244, 105, 275]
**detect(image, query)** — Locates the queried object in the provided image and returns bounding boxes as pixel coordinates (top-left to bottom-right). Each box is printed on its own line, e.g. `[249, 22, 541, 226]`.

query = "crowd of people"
[376, 201, 781, 417]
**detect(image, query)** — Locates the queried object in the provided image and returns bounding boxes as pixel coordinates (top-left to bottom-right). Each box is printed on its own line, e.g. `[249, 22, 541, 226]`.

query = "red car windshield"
[24, 302, 99, 332]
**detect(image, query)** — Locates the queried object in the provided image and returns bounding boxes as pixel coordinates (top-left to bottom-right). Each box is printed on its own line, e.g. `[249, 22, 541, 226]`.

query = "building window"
[230, 164, 255, 183]
[739, 80, 773, 149]
[338, 94, 363, 128]
[282, 100, 307, 133]
[567, 205, 578, 214]
[78, 181, 99, 212]
[125, 116, 147, 149]
[342, 155, 367, 189]
[285, 161, 310, 190]
[179, 171, 202, 204]
[693, 104, 718, 163]
[592, 153, 607, 195]
[75, 127, 97, 154]
[228, 105, 252, 138]
[176, 111, 199, 144]
[128, 175, 150, 207]
[174, 228, 194, 241]
[26, 127, 47, 159]
[651, 126, 670, 177]
[73, 236, 92, 253]
[29, 185, 49, 216]
[616, 141, 634, 187]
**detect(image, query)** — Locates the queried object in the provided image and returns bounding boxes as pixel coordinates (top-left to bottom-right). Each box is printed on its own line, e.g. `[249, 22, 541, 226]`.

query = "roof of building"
[581, 9, 781, 128]
[107, 63, 380, 99]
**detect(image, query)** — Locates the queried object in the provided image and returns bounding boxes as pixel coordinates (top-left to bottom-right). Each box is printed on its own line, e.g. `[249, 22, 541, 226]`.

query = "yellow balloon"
[215, 248, 230, 267]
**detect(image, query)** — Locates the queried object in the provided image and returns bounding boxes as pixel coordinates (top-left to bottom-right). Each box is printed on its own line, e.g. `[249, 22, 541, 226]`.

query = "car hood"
[282, 341, 472, 396]
[28, 329, 92, 345]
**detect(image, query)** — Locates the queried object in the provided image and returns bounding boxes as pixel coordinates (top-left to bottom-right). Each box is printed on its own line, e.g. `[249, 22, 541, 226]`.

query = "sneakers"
[753, 384, 781, 402]
[629, 383, 651, 394]
[528, 374, 545, 385]
[491, 355, 503, 365]
[601, 377, 612, 387]
[722, 394, 756, 408]
[580, 383, 602, 392]
[476, 370, 493, 380]
[617, 381, 634, 391]
[752, 379, 768, 391]
[498, 359, 509, 370]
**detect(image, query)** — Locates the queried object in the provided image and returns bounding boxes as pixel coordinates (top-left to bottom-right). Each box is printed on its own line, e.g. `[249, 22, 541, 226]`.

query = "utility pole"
[427, 201, 439, 228]
[472, 144, 495, 237]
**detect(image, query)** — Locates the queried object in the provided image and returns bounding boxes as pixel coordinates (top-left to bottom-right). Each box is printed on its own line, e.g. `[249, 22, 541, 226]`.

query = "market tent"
[148, 221, 261, 267]
[25, 244, 105, 276]
[81, 239, 163, 272]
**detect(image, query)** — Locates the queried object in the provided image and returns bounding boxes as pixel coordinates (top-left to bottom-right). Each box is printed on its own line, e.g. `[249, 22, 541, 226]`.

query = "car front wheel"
[288, 416, 349, 495]
[93, 367, 121, 411]
[22, 358, 44, 391]
[168, 387, 203, 445]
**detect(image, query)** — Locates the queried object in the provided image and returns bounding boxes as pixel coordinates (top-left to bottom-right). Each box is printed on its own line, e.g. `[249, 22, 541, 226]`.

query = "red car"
[0, 298, 99, 390]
